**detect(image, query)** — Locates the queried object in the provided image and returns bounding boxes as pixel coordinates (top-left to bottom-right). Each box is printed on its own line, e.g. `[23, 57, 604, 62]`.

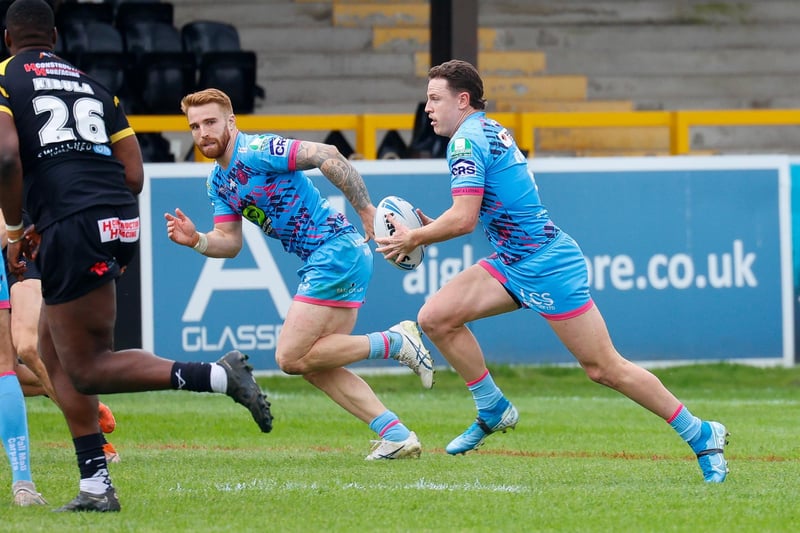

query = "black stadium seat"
[55, 1, 114, 29]
[181, 20, 241, 63]
[115, 1, 173, 29]
[121, 20, 183, 55]
[197, 51, 261, 114]
[60, 21, 125, 57]
[131, 52, 196, 114]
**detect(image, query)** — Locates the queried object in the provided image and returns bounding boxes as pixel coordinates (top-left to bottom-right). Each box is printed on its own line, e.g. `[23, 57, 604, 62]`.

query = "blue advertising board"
[140, 156, 793, 371]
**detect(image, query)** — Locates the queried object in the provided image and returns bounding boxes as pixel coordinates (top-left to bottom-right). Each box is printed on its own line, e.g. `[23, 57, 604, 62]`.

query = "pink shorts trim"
[0, 301, 9, 310]
[478, 258, 507, 283]
[294, 295, 363, 308]
[541, 299, 594, 321]
[0, 371, 16, 378]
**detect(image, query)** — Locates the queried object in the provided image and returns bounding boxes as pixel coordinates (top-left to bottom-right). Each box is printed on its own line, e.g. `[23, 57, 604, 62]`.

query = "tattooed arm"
[293, 140, 377, 241]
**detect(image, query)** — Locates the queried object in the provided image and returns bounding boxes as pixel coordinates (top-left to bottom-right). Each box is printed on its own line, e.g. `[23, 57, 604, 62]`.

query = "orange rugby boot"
[98, 402, 117, 434]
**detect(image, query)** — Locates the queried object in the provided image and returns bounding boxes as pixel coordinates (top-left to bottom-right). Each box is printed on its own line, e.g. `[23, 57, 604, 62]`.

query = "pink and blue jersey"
[206, 132, 356, 261]
[448, 112, 559, 265]
[449, 112, 592, 318]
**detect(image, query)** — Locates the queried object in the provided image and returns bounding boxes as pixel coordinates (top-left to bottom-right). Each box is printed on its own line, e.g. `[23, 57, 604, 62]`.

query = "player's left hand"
[375, 213, 414, 260]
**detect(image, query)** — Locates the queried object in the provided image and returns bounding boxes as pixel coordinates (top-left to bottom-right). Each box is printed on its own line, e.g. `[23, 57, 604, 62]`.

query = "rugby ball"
[373, 195, 425, 271]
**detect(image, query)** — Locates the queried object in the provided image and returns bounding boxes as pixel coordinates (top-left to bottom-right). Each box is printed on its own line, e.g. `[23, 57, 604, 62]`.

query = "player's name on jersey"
[32, 78, 94, 94]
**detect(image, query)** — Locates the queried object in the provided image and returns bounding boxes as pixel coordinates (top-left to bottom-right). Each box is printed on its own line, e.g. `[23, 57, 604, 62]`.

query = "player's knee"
[275, 353, 305, 375]
[582, 364, 605, 385]
[417, 304, 450, 340]
[67, 372, 102, 395]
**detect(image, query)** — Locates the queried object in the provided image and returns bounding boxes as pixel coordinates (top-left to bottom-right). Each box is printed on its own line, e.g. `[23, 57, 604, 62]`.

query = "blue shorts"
[294, 231, 372, 308]
[480, 231, 593, 320]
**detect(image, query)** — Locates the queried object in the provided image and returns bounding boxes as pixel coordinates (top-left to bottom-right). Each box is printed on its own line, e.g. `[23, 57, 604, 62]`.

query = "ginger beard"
[197, 127, 230, 159]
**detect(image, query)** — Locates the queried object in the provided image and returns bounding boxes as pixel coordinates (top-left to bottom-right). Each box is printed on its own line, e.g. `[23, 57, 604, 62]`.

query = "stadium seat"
[196, 51, 263, 114]
[75, 51, 130, 103]
[115, 1, 173, 29]
[121, 20, 183, 55]
[0, 0, 11, 24]
[129, 52, 196, 114]
[323, 130, 355, 160]
[118, 20, 191, 114]
[60, 21, 125, 57]
[55, 1, 114, 29]
[407, 102, 447, 158]
[181, 20, 241, 64]
[138, 132, 175, 162]
[377, 130, 409, 159]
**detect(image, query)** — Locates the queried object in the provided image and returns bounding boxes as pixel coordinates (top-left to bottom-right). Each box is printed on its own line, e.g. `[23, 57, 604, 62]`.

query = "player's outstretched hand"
[164, 208, 198, 247]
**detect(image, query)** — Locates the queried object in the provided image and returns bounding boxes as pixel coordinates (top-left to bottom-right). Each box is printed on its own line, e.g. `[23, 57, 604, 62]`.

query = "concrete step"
[494, 23, 800, 52]
[686, 125, 800, 153]
[258, 51, 414, 78]
[478, 0, 800, 26]
[239, 26, 373, 53]
[483, 75, 587, 101]
[259, 76, 588, 109]
[546, 48, 800, 76]
[171, 1, 333, 29]
[494, 100, 634, 112]
[257, 76, 425, 108]
[333, 2, 428, 27]
[589, 74, 800, 109]
[373, 27, 497, 52]
[537, 126, 669, 152]
[414, 50, 546, 77]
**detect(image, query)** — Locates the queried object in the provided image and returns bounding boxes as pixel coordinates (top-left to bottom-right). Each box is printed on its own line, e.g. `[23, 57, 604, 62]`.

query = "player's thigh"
[0, 310, 13, 370]
[546, 303, 619, 367]
[420, 263, 517, 326]
[10, 279, 42, 352]
[43, 282, 117, 370]
[277, 300, 358, 361]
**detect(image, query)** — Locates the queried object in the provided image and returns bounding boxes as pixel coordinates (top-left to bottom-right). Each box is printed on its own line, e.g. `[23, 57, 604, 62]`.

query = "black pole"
[429, 0, 478, 69]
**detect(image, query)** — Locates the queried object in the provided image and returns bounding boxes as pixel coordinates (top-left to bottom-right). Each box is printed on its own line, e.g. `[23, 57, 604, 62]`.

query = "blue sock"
[369, 410, 410, 442]
[668, 404, 703, 449]
[469, 370, 505, 415]
[366, 331, 403, 360]
[0, 373, 33, 484]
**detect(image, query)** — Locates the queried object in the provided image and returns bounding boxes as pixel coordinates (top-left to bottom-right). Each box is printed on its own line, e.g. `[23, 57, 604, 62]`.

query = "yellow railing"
[129, 109, 800, 160]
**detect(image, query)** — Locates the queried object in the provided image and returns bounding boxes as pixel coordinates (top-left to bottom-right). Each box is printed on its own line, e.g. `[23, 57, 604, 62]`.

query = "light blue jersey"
[205, 132, 369, 306]
[449, 112, 592, 319]
[448, 112, 559, 265]
[206, 132, 356, 261]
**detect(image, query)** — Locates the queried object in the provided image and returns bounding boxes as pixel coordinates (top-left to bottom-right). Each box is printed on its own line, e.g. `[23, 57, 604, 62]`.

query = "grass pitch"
[5, 363, 799, 532]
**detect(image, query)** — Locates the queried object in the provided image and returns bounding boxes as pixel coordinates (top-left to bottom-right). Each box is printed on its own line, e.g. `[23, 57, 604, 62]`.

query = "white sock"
[80, 476, 111, 495]
[209, 363, 228, 393]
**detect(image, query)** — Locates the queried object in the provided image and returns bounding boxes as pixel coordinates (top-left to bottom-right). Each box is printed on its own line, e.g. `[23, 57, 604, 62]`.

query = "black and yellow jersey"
[0, 49, 137, 231]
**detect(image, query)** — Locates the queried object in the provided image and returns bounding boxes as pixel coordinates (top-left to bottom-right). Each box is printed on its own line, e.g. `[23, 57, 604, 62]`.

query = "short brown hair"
[180, 88, 233, 115]
[428, 59, 486, 110]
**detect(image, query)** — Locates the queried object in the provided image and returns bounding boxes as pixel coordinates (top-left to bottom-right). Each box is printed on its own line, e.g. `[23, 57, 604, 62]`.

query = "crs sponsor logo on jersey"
[450, 137, 473, 158]
[451, 158, 476, 178]
[268, 137, 288, 156]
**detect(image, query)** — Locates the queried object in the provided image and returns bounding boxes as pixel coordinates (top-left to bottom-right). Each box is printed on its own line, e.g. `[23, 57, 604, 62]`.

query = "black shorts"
[3, 245, 41, 286]
[37, 204, 140, 305]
